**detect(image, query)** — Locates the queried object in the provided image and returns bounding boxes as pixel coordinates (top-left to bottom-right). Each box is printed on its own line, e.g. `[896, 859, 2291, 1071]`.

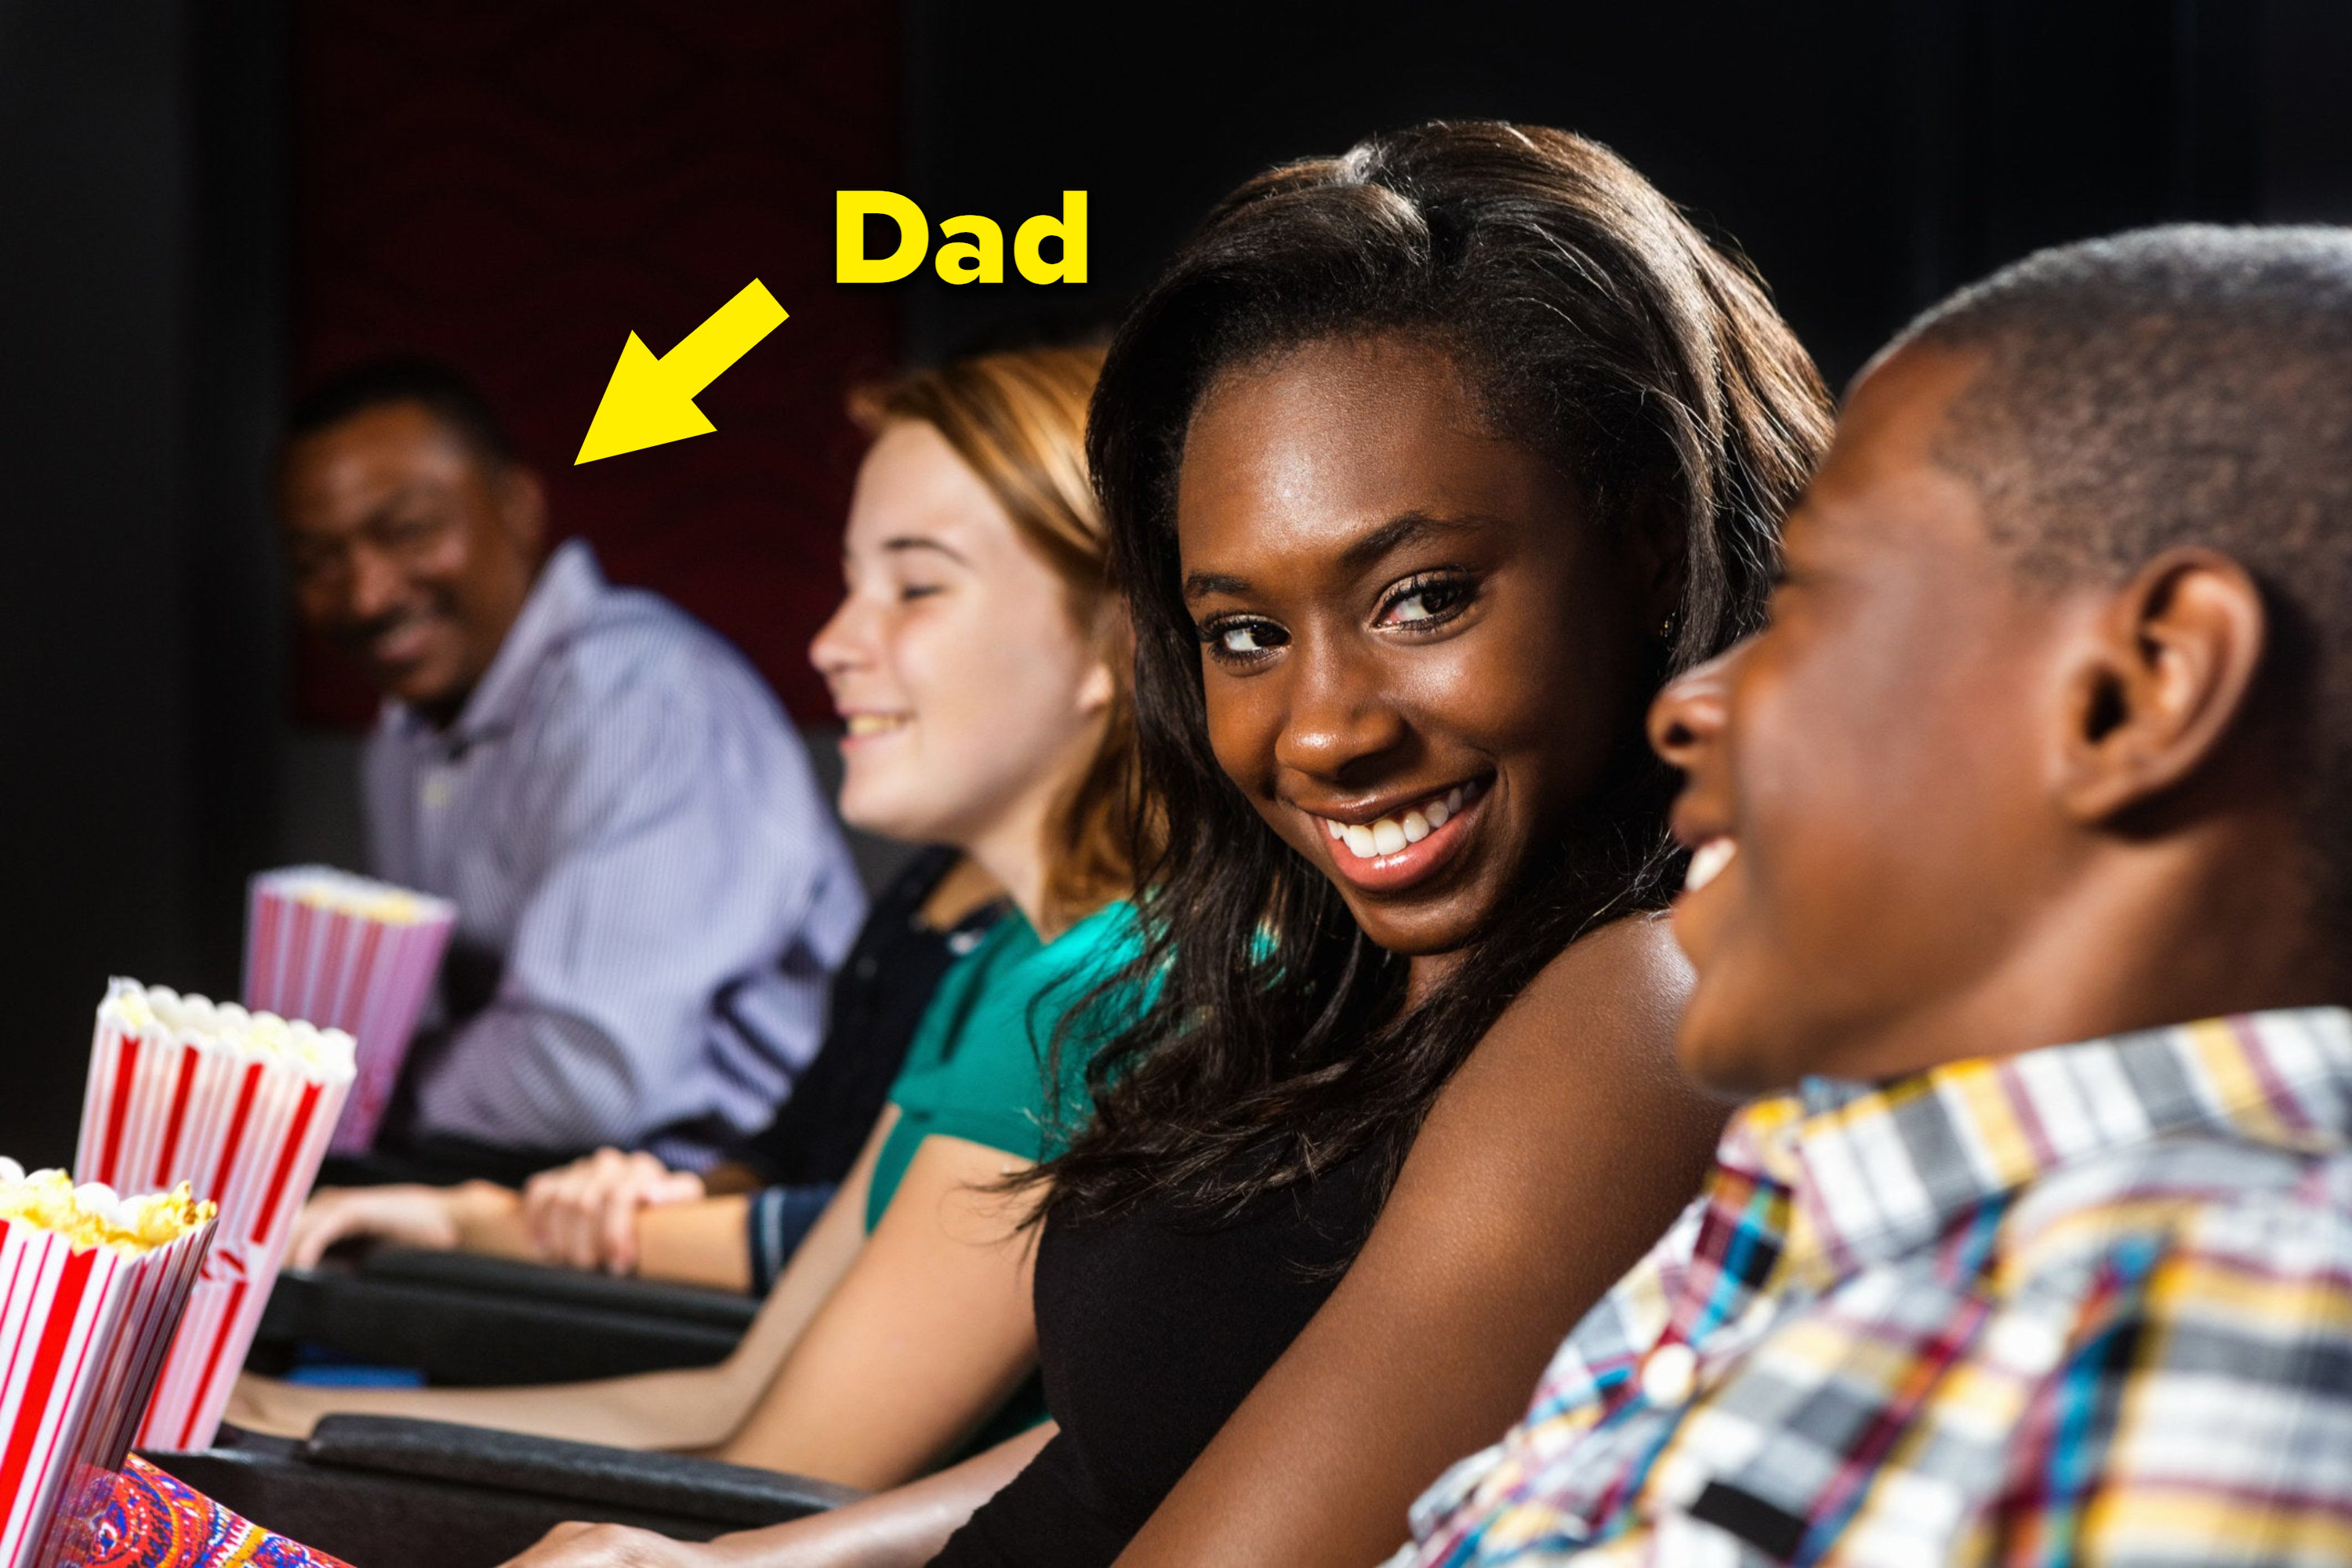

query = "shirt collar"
[1718, 1007, 2352, 1287]
[382, 538, 605, 749]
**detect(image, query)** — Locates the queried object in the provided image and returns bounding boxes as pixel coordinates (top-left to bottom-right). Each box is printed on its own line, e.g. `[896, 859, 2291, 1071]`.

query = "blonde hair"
[850, 345, 1140, 931]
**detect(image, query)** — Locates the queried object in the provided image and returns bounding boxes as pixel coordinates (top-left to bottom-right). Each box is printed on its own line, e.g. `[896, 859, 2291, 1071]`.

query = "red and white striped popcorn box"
[242, 866, 454, 1156]
[74, 980, 354, 1453]
[0, 1161, 215, 1568]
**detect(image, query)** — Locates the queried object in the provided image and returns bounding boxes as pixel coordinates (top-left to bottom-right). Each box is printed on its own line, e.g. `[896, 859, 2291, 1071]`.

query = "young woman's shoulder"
[1120, 913, 1722, 1568]
[1537, 907, 1693, 1005]
[1450, 911, 1698, 1120]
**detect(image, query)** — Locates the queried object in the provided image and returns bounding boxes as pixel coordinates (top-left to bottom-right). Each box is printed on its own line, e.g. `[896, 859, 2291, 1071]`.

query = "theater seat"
[256, 1247, 759, 1384]
[143, 1417, 858, 1568]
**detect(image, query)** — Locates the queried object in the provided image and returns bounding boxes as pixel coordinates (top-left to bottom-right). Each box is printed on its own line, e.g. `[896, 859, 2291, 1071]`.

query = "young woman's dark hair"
[1040, 120, 1831, 1220]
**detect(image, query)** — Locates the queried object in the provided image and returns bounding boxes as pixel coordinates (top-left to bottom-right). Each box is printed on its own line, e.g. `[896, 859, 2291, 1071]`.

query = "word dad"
[837, 191, 1087, 285]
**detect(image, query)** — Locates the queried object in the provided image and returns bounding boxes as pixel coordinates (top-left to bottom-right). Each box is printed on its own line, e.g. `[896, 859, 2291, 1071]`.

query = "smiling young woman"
[957, 122, 1832, 1567]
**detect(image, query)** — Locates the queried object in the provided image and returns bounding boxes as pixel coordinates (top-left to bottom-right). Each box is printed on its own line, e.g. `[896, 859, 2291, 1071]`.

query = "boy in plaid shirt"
[1399, 227, 2352, 1566]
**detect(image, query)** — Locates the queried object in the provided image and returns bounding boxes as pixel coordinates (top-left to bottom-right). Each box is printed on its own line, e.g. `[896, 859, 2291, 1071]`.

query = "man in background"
[278, 359, 862, 1179]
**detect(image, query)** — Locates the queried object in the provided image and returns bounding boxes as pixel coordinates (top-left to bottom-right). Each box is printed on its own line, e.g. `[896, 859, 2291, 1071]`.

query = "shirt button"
[1641, 1343, 1699, 1406]
[1984, 1315, 2067, 1377]
[422, 774, 454, 809]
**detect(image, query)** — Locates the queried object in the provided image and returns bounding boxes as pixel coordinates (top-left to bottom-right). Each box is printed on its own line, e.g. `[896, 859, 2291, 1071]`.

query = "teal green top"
[866, 900, 1138, 1232]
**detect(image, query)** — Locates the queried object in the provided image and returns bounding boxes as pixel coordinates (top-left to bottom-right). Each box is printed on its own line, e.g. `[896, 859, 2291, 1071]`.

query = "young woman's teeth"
[846, 713, 909, 736]
[1683, 837, 1737, 893]
[1328, 785, 1472, 860]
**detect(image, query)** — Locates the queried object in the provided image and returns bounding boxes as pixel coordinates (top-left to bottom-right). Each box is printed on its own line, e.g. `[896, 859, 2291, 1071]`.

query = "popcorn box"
[242, 866, 453, 1156]
[74, 982, 354, 1452]
[0, 1163, 214, 1568]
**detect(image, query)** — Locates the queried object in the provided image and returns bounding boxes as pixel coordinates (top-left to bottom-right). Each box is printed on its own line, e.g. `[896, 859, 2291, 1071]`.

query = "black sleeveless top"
[931, 1144, 1388, 1566]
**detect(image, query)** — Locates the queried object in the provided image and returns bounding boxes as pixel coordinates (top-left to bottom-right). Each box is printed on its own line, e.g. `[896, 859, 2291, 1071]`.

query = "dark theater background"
[2, 0, 2349, 1165]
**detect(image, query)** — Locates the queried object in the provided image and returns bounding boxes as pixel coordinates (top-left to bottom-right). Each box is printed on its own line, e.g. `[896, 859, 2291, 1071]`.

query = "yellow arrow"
[575, 280, 788, 464]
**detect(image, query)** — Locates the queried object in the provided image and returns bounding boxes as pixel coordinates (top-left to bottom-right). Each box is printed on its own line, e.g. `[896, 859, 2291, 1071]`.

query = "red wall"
[291, 2, 898, 725]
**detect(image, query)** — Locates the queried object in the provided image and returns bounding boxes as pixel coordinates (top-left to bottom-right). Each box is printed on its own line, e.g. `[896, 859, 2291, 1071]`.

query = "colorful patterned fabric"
[82, 1456, 349, 1568]
[1398, 1008, 2352, 1566]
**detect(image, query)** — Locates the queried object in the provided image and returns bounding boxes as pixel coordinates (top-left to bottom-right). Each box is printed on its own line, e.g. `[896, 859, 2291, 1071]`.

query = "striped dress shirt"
[1398, 1008, 2352, 1566]
[364, 539, 864, 1168]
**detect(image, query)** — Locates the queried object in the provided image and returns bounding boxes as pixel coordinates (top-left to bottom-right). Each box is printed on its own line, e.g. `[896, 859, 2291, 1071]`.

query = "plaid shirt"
[1397, 1009, 2352, 1567]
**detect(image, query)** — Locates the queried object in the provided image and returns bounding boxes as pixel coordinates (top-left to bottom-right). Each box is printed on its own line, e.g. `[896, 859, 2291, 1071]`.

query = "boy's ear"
[2052, 546, 2267, 822]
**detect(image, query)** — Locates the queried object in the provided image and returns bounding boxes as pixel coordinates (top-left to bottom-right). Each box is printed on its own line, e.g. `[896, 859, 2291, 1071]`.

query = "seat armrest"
[143, 1424, 856, 1567]
[357, 1248, 759, 1328]
[258, 1263, 746, 1384]
[302, 1414, 862, 1525]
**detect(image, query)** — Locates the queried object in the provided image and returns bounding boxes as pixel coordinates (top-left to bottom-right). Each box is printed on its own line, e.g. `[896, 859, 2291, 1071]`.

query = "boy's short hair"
[1889, 225, 2352, 943]
[286, 357, 517, 469]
